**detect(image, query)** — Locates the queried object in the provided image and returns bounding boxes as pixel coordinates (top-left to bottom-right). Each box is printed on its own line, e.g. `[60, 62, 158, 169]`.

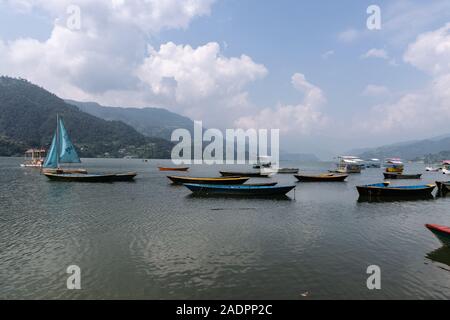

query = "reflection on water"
[1, 157, 450, 299]
[426, 247, 450, 270]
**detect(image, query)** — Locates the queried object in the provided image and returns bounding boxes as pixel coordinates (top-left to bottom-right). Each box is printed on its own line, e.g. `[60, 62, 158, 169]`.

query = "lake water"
[0, 157, 449, 299]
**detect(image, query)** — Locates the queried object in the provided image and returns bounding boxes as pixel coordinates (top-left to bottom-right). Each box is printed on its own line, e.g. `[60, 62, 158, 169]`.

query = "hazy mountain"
[66, 100, 194, 140]
[0, 77, 173, 158]
[354, 135, 450, 160]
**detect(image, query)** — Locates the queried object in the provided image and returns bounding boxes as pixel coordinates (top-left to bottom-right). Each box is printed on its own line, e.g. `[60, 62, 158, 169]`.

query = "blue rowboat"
[356, 182, 436, 197]
[183, 183, 295, 197]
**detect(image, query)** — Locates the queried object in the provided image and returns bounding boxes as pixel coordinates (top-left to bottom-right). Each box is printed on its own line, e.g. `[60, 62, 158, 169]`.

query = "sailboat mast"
[56, 114, 59, 169]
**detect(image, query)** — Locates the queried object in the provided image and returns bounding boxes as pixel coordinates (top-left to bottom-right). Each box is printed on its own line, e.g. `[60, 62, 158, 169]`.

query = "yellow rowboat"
[167, 176, 249, 185]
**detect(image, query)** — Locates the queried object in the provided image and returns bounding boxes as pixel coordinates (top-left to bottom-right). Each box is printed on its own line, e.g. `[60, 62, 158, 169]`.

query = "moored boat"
[365, 158, 381, 168]
[330, 156, 363, 174]
[42, 168, 88, 174]
[426, 224, 450, 247]
[113, 172, 137, 181]
[356, 182, 436, 197]
[426, 167, 441, 172]
[158, 167, 189, 172]
[295, 173, 348, 182]
[183, 183, 296, 197]
[244, 182, 278, 186]
[383, 172, 422, 180]
[252, 156, 272, 169]
[20, 148, 46, 168]
[442, 160, 450, 175]
[384, 158, 404, 173]
[167, 175, 249, 185]
[44, 172, 117, 182]
[219, 171, 272, 178]
[277, 168, 299, 174]
[42, 115, 137, 182]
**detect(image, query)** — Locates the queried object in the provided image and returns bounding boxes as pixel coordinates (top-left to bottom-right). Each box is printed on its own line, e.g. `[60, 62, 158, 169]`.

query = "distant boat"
[167, 175, 249, 185]
[442, 161, 450, 175]
[277, 168, 299, 174]
[383, 172, 422, 180]
[365, 158, 381, 168]
[20, 148, 46, 168]
[295, 173, 348, 182]
[219, 171, 272, 178]
[158, 167, 189, 172]
[252, 156, 272, 169]
[384, 158, 404, 173]
[42, 115, 136, 182]
[426, 224, 450, 247]
[330, 156, 363, 174]
[183, 183, 296, 197]
[356, 182, 435, 197]
[425, 167, 441, 172]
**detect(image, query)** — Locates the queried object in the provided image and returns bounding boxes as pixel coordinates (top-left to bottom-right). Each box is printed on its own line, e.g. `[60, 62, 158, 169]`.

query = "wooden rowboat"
[44, 172, 117, 182]
[277, 168, 299, 174]
[356, 183, 435, 197]
[295, 173, 348, 182]
[167, 175, 249, 185]
[44, 172, 137, 182]
[112, 172, 137, 181]
[183, 183, 295, 197]
[158, 167, 189, 172]
[383, 172, 422, 179]
[244, 182, 278, 187]
[42, 168, 88, 174]
[219, 171, 272, 178]
[426, 224, 450, 247]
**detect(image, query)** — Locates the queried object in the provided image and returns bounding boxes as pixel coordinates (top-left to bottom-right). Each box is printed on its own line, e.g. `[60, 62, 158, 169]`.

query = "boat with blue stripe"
[183, 183, 296, 197]
[356, 182, 436, 197]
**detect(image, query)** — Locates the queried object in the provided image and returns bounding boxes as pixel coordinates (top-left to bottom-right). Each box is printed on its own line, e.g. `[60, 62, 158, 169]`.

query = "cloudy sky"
[1, 0, 450, 158]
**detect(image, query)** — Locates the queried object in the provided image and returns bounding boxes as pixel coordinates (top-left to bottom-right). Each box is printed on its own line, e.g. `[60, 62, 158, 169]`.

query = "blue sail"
[58, 118, 81, 164]
[43, 133, 58, 168]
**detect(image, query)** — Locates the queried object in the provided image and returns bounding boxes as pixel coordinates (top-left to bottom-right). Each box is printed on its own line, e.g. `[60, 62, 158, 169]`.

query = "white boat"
[330, 156, 363, 174]
[425, 167, 441, 172]
[20, 148, 46, 168]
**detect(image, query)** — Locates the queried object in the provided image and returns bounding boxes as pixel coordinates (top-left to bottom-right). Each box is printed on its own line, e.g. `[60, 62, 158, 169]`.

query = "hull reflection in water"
[426, 247, 450, 269]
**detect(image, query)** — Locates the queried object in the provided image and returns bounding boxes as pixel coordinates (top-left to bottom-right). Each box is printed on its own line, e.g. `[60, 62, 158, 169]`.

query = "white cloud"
[135, 42, 268, 123]
[356, 23, 450, 139]
[235, 73, 328, 134]
[362, 85, 390, 97]
[361, 48, 389, 60]
[321, 50, 334, 59]
[337, 28, 359, 43]
[404, 23, 450, 75]
[361, 48, 398, 66]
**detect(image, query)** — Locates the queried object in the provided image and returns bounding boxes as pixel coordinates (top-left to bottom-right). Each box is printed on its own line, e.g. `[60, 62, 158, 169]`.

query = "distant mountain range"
[0, 77, 173, 158]
[66, 100, 194, 140]
[352, 135, 450, 161]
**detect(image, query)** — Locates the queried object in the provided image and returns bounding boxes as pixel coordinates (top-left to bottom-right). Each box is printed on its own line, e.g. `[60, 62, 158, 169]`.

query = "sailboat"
[42, 115, 137, 182]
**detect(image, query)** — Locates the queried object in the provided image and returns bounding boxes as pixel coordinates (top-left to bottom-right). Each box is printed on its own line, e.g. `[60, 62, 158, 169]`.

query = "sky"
[1, 0, 450, 158]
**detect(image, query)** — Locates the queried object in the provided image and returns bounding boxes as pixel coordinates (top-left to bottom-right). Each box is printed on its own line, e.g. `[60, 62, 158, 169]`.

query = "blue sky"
[1, 0, 450, 158]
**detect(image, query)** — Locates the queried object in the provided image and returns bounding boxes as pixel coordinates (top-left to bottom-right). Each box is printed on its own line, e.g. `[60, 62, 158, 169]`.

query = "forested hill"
[0, 77, 173, 158]
[66, 100, 194, 140]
